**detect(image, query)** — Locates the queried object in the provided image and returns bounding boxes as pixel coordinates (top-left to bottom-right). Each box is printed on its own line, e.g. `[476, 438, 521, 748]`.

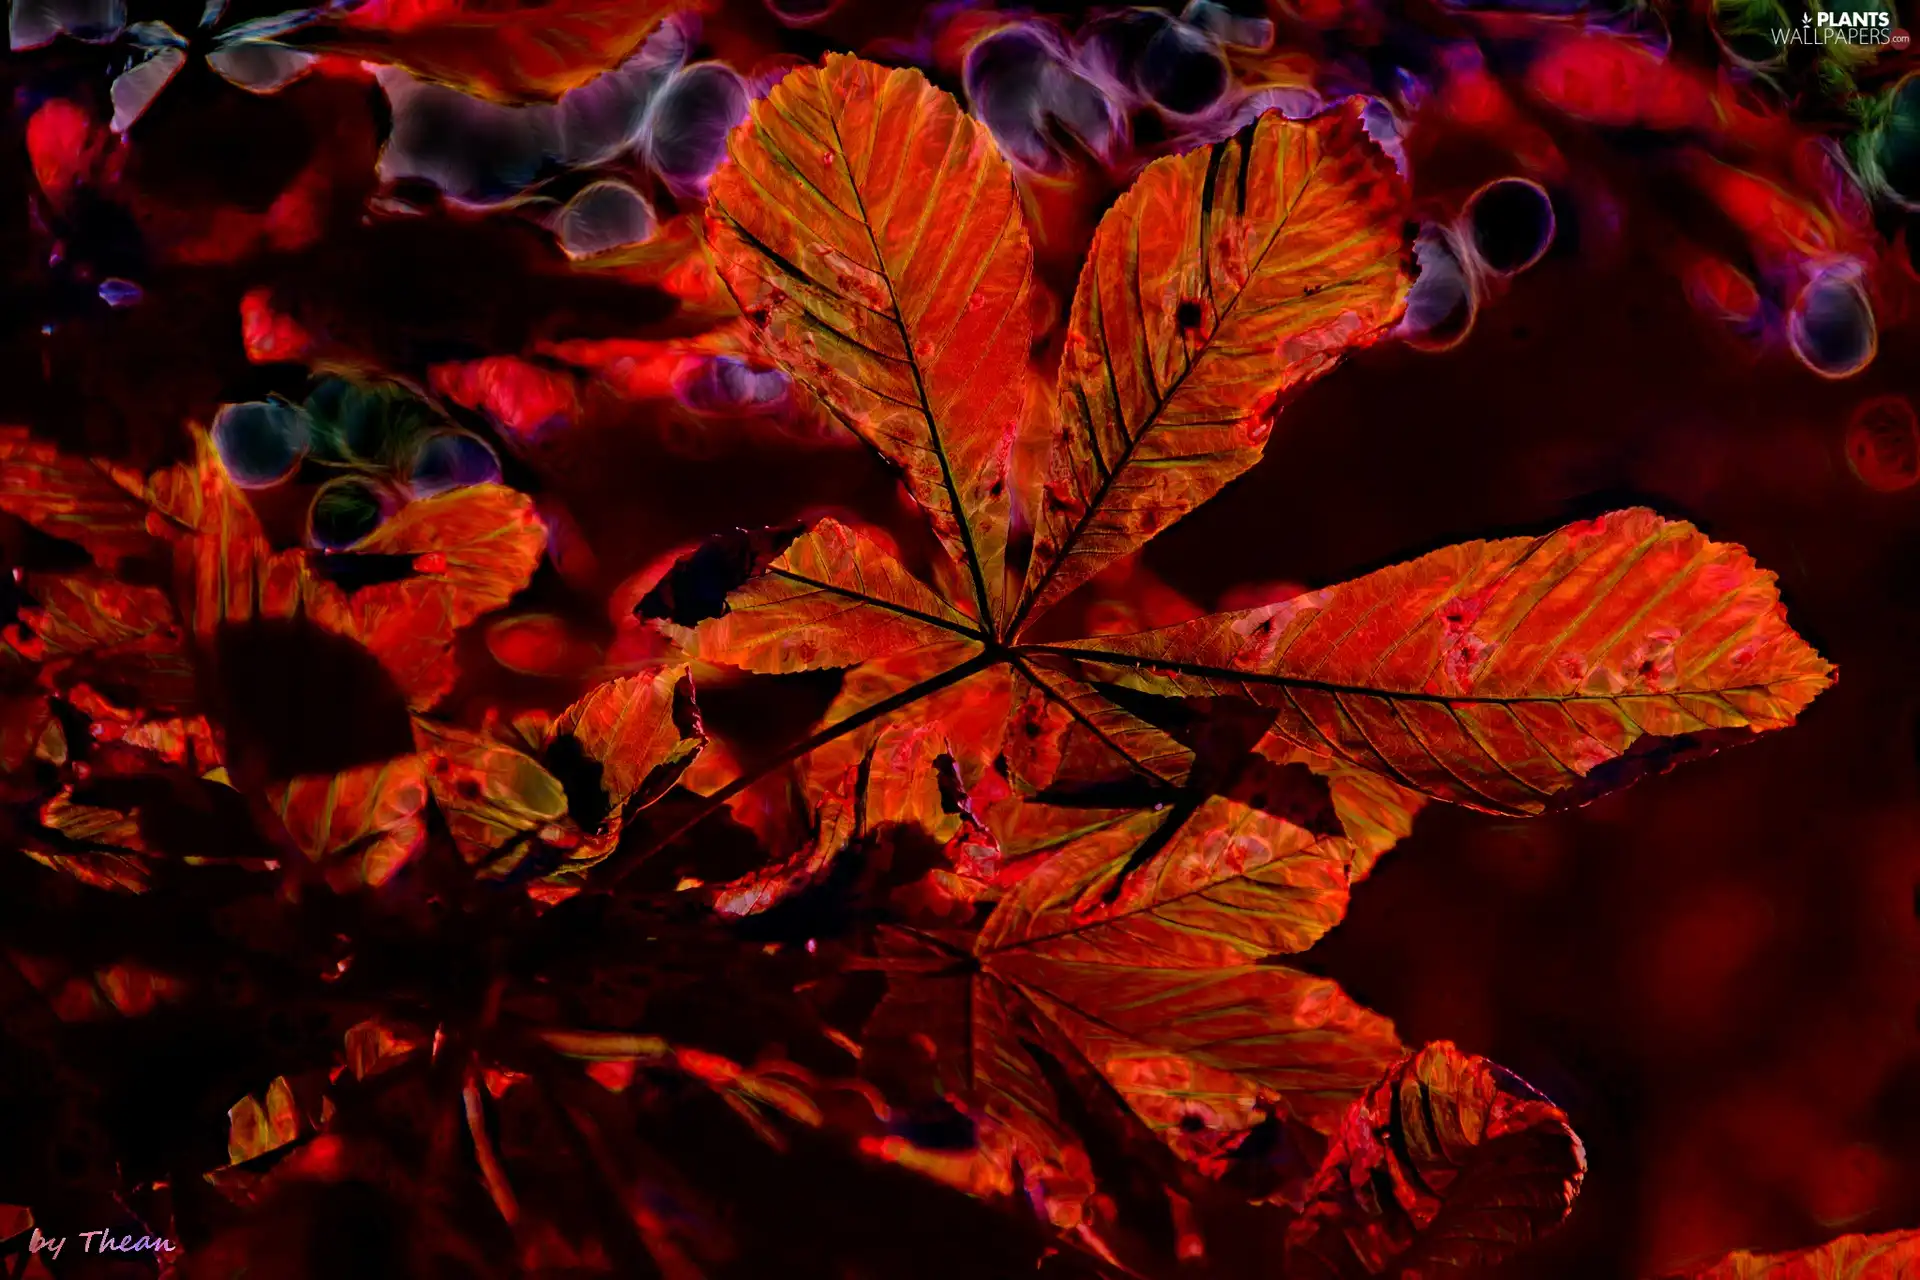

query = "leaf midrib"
[1026, 643, 1811, 705]
[822, 86, 999, 632]
[1008, 130, 1323, 639]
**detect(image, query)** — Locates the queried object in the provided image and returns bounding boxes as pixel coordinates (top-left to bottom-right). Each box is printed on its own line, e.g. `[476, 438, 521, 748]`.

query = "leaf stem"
[463, 1072, 521, 1229]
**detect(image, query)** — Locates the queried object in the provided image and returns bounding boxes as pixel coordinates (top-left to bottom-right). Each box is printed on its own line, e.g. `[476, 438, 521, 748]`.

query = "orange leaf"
[1045, 509, 1834, 815]
[1007, 659, 1192, 791]
[321, 578, 466, 710]
[861, 931, 1095, 1228]
[1012, 101, 1411, 633]
[1668, 1229, 1920, 1278]
[343, 1017, 429, 1081]
[975, 796, 1352, 967]
[708, 55, 1033, 627]
[1267, 747, 1427, 884]
[25, 789, 154, 893]
[678, 519, 978, 673]
[713, 723, 977, 917]
[224, 1075, 324, 1166]
[803, 638, 1011, 798]
[9, 572, 177, 660]
[990, 954, 1402, 1142]
[861, 927, 1399, 1225]
[710, 777, 857, 918]
[0, 694, 65, 771]
[1286, 1042, 1586, 1277]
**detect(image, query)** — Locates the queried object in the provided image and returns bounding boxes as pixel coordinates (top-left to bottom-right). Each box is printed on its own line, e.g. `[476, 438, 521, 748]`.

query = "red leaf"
[429, 356, 582, 439]
[861, 930, 1096, 1228]
[348, 485, 547, 628]
[412, 716, 572, 875]
[975, 796, 1353, 967]
[803, 638, 1012, 798]
[0, 695, 65, 773]
[6, 571, 195, 711]
[24, 789, 155, 893]
[990, 953, 1403, 1141]
[1006, 660, 1192, 792]
[147, 429, 311, 642]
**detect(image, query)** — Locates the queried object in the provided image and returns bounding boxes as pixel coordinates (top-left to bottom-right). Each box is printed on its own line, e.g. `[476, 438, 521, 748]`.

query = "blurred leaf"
[0, 427, 159, 570]
[267, 755, 432, 889]
[307, 485, 547, 707]
[311, 0, 695, 103]
[1668, 1229, 1920, 1278]
[413, 716, 570, 872]
[24, 788, 155, 892]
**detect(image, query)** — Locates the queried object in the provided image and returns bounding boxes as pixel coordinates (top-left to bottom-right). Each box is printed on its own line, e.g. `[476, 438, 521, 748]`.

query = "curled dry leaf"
[1286, 1041, 1587, 1278]
[548, 664, 705, 813]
